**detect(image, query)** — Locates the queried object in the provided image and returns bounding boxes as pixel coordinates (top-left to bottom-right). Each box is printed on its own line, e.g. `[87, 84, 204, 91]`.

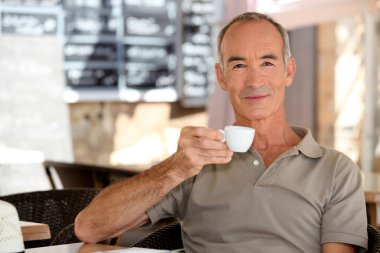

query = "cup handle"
[219, 129, 225, 142]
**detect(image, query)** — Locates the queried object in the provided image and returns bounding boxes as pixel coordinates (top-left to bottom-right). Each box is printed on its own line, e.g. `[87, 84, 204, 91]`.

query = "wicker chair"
[50, 223, 78, 246]
[133, 223, 379, 252]
[367, 224, 380, 253]
[131, 222, 183, 250]
[51, 222, 118, 246]
[43, 160, 138, 189]
[0, 188, 100, 248]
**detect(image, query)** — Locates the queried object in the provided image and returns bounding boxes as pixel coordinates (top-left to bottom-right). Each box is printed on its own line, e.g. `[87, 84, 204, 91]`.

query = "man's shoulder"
[318, 145, 360, 172]
[319, 145, 355, 160]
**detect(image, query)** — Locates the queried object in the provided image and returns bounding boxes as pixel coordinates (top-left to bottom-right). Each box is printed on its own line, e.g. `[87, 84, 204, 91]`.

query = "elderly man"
[75, 12, 368, 253]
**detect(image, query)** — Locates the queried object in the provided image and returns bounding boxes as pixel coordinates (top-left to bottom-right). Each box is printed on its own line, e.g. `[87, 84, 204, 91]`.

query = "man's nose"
[245, 67, 262, 87]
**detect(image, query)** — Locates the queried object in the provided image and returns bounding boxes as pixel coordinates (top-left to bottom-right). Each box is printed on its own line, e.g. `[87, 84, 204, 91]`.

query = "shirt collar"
[291, 126, 323, 158]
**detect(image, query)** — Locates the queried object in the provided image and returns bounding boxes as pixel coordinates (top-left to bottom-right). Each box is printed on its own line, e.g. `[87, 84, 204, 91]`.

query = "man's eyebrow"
[260, 54, 278, 60]
[227, 56, 246, 63]
[226, 54, 279, 63]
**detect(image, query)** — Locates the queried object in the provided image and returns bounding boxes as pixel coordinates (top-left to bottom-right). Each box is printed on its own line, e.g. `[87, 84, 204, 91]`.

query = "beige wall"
[69, 102, 207, 168]
[317, 16, 380, 171]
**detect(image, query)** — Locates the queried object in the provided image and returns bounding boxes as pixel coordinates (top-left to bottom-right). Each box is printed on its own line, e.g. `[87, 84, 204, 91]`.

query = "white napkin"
[0, 200, 25, 253]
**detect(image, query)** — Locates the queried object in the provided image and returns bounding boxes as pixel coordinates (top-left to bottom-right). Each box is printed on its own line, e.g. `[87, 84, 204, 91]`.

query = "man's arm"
[322, 243, 357, 253]
[75, 126, 232, 243]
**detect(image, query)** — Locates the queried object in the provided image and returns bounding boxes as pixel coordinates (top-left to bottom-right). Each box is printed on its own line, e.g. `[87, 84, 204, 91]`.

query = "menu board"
[64, 43, 117, 61]
[180, 0, 215, 107]
[63, 0, 116, 10]
[63, 0, 119, 88]
[65, 10, 117, 36]
[0, 0, 61, 35]
[1, 11, 58, 35]
[0, 0, 216, 106]
[123, 0, 177, 90]
[1, 0, 61, 6]
[65, 68, 118, 87]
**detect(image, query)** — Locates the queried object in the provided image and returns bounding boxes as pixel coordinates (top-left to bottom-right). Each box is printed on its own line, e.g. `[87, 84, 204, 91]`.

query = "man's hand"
[166, 126, 233, 181]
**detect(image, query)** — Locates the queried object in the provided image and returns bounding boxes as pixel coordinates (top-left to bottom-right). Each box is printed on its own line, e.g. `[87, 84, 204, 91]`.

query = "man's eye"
[232, 64, 245, 69]
[262, 62, 274, 66]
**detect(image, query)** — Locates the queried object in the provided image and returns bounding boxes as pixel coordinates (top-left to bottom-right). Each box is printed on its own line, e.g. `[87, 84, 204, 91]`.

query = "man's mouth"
[244, 94, 269, 101]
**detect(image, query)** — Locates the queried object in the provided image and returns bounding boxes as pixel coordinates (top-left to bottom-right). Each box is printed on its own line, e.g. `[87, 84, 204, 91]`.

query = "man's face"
[215, 20, 295, 124]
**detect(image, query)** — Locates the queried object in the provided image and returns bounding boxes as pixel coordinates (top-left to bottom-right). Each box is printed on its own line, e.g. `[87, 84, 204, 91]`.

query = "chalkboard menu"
[62, 0, 119, 90]
[64, 43, 117, 61]
[180, 0, 215, 107]
[1, 11, 58, 35]
[0, 0, 216, 107]
[65, 9, 117, 35]
[2, 0, 61, 6]
[123, 0, 177, 90]
[65, 68, 118, 87]
[0, 0, 61, 36]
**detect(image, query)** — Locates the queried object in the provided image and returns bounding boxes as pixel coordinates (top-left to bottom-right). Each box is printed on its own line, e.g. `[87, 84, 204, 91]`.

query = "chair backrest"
[133, 223, 378, 252]
[131, 222, 183, 250]
[0, 188, 100, 248]
[44, 160, 138, 189]
[367, 224, 380, 253]
[50, 223, 78, 246]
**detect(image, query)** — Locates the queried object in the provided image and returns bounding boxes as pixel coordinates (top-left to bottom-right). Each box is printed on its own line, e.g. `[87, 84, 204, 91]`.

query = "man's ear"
[285, 57, 296, 87]
[215, 63, 228, 90]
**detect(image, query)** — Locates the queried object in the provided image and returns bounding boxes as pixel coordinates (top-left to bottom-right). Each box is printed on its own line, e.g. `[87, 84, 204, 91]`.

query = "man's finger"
[190, 137, 228, 150]
[183, 126, 224, 141]
[195, 148, 233, 158]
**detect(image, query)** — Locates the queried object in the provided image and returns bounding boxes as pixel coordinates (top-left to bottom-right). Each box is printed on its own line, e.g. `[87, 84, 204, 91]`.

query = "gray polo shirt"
[147, 127, 368, 253]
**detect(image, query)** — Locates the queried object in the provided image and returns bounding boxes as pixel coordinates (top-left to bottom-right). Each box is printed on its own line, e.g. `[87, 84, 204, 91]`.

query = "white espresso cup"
[219, 126, 255, 152]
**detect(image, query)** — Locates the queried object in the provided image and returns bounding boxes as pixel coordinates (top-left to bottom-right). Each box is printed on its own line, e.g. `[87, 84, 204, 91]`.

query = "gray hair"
[217, 12, 292, 66]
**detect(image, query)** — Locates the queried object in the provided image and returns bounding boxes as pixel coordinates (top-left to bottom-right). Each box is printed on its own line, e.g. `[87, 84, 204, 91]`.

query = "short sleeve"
[147, 177, 194, 225]
[321, 156, 368, 250]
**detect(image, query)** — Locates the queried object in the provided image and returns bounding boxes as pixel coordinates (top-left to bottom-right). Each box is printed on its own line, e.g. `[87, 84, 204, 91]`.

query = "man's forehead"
[220, 20, 284, 61]
[223, 19, 279, 40]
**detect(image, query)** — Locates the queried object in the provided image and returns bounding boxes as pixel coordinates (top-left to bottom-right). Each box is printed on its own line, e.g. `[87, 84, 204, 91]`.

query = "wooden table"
[25, 242, 126, 253]
[363, 172, 380, 227]
[20, 221, 51, 242]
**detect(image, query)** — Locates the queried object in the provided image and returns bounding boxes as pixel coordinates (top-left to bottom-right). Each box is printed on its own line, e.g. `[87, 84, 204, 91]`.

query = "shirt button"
[253, 160, 259, 166]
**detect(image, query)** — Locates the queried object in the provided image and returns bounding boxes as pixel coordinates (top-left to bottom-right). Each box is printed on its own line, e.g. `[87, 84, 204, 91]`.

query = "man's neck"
[237, 114, 294, 142]
[235, 116, 301, 156]
[253, 123, 300, 151]
[251, 120, 301, 167]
